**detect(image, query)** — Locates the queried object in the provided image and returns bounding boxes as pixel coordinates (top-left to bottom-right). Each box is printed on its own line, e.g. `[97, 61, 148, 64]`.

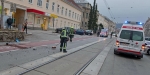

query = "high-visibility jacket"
[60, 29, 68, 38]
[69, 28, 74, 35]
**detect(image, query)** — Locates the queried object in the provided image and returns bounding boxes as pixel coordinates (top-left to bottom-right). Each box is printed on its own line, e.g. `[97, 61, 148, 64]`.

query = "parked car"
[55, 28, 62, 33]
[100, 29, 108, 37]
[144, 37, 150, 55]
[85, 30, 93, 35]
[76, 29, 85, 35]
[145, 37, 150, 42]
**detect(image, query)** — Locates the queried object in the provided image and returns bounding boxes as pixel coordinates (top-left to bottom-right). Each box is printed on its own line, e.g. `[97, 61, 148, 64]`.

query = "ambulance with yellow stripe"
[114, 21, 145, 59]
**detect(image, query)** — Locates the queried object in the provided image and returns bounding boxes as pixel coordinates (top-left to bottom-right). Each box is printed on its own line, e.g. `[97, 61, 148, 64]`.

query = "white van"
[114, 21, 145, 59]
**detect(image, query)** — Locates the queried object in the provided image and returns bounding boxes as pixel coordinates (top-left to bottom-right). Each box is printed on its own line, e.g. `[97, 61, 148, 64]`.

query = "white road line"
[80, 42, 112, 75]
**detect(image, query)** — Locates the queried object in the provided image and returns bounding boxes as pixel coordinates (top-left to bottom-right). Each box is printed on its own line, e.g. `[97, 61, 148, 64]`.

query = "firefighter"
[69, 27, 74, 42]
[60, 28, 68, 53]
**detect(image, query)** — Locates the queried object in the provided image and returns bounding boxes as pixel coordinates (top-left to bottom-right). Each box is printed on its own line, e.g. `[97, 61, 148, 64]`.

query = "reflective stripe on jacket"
[61, 30, 67, 37]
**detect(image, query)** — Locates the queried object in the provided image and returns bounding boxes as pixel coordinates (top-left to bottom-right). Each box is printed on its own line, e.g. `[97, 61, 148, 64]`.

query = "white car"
[114, 21, 145, 59]
[144, 37, 150, 55]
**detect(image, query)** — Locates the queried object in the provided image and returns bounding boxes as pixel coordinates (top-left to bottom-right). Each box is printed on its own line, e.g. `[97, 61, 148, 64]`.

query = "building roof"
[62, 0, 82, 11]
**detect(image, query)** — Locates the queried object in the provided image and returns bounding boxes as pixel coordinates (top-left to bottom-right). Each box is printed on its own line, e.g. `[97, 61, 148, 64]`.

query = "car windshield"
[120, 30, 143, 41]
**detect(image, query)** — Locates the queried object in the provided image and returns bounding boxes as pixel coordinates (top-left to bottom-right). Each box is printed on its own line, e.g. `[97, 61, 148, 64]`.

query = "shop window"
[29, 0, 32, 3]
[37, 19, 40, 24]
[46, 0, 49, 9]
[37, 0, 42, 6]
[52, 2, 55, 11]
[57, 5, 60, 13]
[65, 9, 67, 16]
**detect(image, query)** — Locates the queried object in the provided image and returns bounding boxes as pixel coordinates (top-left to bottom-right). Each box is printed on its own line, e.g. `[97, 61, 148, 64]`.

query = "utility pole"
[0, 0, 4, 29]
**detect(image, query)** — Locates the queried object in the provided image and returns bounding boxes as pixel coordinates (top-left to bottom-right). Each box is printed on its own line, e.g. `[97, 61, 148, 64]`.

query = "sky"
[87, 0, 150, 23]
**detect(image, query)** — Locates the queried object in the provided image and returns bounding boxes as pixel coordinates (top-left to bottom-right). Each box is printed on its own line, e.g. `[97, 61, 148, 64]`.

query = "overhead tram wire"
[103, 0, 116, 22]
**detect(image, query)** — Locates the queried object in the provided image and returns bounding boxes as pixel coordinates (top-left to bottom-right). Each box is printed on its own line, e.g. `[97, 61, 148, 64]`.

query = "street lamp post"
[0, 0, 4, 29]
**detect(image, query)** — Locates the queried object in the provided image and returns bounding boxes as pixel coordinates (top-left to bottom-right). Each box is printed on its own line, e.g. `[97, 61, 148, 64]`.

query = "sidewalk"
[0, 29, 57, 45]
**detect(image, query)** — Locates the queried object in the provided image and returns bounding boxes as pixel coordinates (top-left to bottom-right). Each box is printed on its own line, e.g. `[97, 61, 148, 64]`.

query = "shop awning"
[27, 9, 45, 15]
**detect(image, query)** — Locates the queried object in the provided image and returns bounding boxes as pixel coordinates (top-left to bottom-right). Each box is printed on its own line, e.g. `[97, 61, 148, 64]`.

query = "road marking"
[80, 42, 112, 75]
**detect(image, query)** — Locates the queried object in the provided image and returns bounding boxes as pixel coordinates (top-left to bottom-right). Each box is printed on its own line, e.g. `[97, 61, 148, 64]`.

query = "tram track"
[74, 39, 114, 75]
[18, 38, 114, 75]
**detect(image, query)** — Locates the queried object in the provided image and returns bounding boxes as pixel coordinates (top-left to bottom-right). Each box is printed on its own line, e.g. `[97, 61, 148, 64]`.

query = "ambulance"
[114, 21, 145, 59]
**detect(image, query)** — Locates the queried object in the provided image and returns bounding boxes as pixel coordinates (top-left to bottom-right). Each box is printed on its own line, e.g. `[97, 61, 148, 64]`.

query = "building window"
[69, 10, 71, 17]
[37, 0, 42, 6]
[72, 12, 74, 18]
[68, 22, 70, 27]
[75, 13, 76, 19]
[77, 14, 78, 20]
[46, 0, 49, 9]
[52, 2, 55, 11]
[29, 0, 32, 3]
[65, 9, 67, 16]
[57, 5, 60, 13]
[83, 12, 84, 18]
[86, 13, 88, 18]
[85, 22, 87, 26]
[61, 7, 64, 15]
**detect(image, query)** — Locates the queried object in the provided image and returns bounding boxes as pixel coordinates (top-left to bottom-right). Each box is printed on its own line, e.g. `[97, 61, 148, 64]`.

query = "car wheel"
[147, 49, 150, 55]
[137, 56, 142, 59]
[114, 49, 119, 55]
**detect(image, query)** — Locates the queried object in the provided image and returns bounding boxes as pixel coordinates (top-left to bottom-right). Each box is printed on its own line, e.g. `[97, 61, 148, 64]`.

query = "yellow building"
[0, 0, 82, 30]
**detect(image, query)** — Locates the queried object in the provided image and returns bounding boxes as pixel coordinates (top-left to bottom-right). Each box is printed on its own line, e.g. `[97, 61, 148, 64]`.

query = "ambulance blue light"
[136, 22, 143, 25]
[139, 22, 142, 25]
[125, 21, 128, 23]
[125, 21, 129, 24]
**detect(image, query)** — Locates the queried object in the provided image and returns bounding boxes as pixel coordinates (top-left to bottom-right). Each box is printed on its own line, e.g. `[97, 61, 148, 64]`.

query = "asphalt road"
[0, 36, 106, 72]
[22, 38, 112, 75]
[98, 44, 150, 75]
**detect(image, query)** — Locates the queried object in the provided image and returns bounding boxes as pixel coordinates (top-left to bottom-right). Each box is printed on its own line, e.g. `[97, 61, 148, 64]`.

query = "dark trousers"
[60, 37, 67, 51]
[7, 25, 11, 29]
[69, 35, 74, 42]
[23, 26, 27, 34]
[97, 32, 100, 37]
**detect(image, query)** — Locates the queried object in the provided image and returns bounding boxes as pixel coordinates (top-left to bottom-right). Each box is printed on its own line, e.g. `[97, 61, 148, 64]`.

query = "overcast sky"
[87, 0, 150, 23]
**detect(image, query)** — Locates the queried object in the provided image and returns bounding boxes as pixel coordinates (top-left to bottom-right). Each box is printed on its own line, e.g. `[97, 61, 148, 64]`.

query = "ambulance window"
[120, 30, 131, 40]
[132, 31, 143, 41]
[120, 30, 143, 41]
